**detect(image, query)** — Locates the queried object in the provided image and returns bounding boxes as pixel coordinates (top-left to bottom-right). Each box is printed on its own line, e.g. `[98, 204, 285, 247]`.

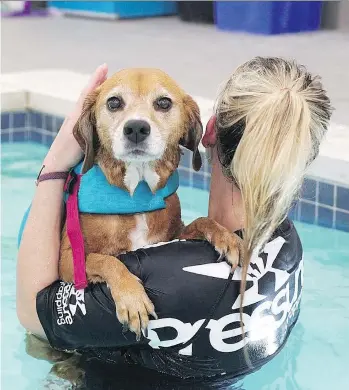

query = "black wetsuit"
[36, 219, 303, 389]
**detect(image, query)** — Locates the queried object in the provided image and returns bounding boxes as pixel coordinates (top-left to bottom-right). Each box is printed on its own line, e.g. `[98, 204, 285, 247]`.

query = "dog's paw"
[109, 273, 156, 340]
[211, 232, 244, 270]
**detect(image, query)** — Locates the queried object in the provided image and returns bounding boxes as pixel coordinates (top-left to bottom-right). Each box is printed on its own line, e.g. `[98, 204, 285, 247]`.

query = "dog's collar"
[67, 162, 179, 215]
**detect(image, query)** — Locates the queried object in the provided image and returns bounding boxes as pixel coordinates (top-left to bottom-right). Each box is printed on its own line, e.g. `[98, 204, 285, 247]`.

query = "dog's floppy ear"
[73, 90, 99, 174]
[180, 95, 203, 171]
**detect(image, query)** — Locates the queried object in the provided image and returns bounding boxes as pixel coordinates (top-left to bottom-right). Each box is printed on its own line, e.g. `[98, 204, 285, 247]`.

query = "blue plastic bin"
[215, 1, 323, 35]
[49, 1, 177, 19]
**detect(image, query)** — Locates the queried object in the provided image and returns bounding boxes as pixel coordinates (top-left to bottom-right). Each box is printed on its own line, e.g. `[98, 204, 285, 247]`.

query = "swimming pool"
[1, 142, 349, 390]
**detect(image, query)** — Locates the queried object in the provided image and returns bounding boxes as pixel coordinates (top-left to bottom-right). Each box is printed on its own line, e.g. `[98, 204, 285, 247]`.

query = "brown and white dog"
[58, 68, 242, 339]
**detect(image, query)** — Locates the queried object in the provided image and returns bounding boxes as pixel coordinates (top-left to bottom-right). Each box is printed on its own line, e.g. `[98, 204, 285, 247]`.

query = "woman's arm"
[16, 64, 108, 335]
[17, 180, 65, 336]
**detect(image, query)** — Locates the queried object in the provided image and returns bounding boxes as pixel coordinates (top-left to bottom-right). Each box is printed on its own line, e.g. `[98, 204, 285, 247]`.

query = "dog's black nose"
[123, 120, 151, 144]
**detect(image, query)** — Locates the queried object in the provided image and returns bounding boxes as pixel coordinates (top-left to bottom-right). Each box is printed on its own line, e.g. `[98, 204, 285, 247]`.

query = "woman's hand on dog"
[43, 63, 108, 172]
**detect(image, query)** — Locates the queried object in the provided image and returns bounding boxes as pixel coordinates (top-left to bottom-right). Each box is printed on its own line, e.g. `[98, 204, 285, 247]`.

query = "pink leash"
[64, 172, 88, 289]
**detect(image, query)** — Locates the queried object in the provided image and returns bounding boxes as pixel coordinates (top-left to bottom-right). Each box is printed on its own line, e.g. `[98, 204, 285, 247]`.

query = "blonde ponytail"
[215, 57, 332, 356]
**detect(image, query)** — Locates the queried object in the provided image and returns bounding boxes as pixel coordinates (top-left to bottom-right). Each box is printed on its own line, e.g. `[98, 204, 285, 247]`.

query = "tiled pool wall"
[2, 110, 349, 232]
[1, 110, 64, 146]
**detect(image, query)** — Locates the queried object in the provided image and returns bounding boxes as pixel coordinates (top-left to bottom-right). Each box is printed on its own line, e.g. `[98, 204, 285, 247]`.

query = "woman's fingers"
[43, 64, 109, 171]
[75, 64, 108, 114]
[86, 63, 108, 93]
[63, 63, 108, 127]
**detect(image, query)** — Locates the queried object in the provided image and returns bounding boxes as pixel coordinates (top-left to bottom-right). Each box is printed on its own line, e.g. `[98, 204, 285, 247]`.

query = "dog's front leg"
[60, 230, 105, 284]
[85, 253, 156, 339]
[180, 217, 244, 269]
[60, 232, 156, 338]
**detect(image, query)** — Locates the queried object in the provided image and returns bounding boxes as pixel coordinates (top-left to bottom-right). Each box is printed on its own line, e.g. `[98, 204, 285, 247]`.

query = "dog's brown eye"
[107, 97, 123, 111]
[155, 97, 172, 111]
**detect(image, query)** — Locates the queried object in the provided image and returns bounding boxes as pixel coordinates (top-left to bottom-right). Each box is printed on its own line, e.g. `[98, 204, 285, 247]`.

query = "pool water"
[1, 143, 349, 390]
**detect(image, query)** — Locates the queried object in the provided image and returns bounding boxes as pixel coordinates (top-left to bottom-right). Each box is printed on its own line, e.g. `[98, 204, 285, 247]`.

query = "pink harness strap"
[65, 172, 88, 290]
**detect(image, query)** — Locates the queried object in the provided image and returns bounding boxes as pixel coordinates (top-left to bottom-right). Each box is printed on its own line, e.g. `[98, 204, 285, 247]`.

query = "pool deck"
[2, 15, 349, 187]
[1, 68, 349, 188]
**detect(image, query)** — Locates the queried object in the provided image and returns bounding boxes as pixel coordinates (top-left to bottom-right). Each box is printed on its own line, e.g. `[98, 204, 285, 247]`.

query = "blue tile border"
[178, 167, 191, 187]
[13, 112, 26, 128]
[1, 110, 64, 148]
[56, 117, 65, 131]
[193, 172, 208, 191]
[45, 115, 53, 132]
[12, 130, 28, 142]
[44, 134, 55, 147]
[318, 206, 333, 229]
[288, 202, 300, 221]
[1, 113, 10, 130]
[302, 178, 317, 202]
[337, 186, 349, 211]
[318, 182, 334, 207]
[34, 112, 43, 129]
[299, 201, 316, 225]
[1, 109, 349, 233]
[180, 149, 191, 169]
[29, 130, 44, 144]
[335, 211, 349, 232]
[1, 131, 10, 142]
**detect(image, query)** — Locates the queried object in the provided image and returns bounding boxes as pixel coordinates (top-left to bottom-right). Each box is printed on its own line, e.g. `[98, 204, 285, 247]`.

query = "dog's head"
[73, 68, 203, 174]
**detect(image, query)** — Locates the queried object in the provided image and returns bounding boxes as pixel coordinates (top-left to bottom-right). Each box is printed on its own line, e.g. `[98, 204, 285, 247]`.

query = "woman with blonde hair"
[205, 56, 331, 318]
[17, 57, 331, 387]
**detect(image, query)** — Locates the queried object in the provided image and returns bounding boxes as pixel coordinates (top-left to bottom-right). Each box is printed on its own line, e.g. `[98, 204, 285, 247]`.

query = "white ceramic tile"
[29, 92, 75, 118]
[307, 155, 349, 187]
[1, 91, 27, 112]
[1, 82, 27, 111]
[319, 123, 349, 163]
[1, 82, 24, 94]
[0, 70, 88, 102]
[309, 122, 349, 186]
